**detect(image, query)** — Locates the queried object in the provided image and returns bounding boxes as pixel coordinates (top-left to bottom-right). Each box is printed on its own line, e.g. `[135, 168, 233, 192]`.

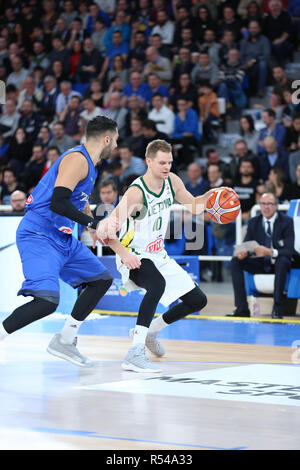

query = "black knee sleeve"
[3, 297, 59, 334]
[71, 275, 113, 322]
[181, 285, 208, 312]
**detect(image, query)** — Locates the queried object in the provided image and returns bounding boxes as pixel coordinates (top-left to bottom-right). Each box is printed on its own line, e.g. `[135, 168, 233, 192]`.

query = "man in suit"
[228, 192, 295, 319]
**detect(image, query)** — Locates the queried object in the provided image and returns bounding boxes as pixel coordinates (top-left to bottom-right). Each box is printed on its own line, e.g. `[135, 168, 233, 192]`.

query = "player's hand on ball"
[121, 252, 141, 270]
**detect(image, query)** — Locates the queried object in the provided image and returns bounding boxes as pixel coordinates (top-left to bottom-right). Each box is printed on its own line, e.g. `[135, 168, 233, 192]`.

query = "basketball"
[206, 188, 240, 224]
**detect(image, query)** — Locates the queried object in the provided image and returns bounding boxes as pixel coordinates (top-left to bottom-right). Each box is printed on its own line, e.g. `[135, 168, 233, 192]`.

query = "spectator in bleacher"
[174, 26, 199, 56]
[100, 30, 130, 81]
[207, 163, 224, 189]
[287, 163, 300, 199]
[229, 191, 294, 319]
[41, 75, 59, 122]
[172, 4, 195, 46]
[239, 115, 260, 154]
[238, 0, 263, 20]
[0, 98, 21, 140]
[84, 79, 105, 108]
[192, 5, 216, 44]
[142, 118, 170, 146]
[20, 143, 45, 191]
[282, 87, 300, 122]
[218, 5, 243, 41]
[259, 136, 290, 181]
[267, 167, 290, 202]
[202, 29, 221, 66]
[1, 168, 23, 205]
[37, 125, 52, 154]
[91, 17, 108, 54]
[191, 50, 219, 88]
[185, 162, 209, 196]
[129, 30, 147, 62]
[59, 95, 82, 141]
[145, 72, 169, 105]
[53, 17, 70, 45]
[103, 76, 125, 107]
[48, 121, 76, 153]
[80, 97, 102, 124]
[86, 3, 111, 35]
[148, 93, 175, 136]
[205, 148, 229, 181]
[118, 143, 147, 182]
[102, 91, 128, 140]
[94, 178, 119, 223]
[240, 20, 270, 97]
[69, 39, 82, 80]
[10, 190, 27, 214]
[31, 24, 52, 53]
[41, 0, 58, 34]
[262, 0, 293, 64]
[11, 22, 32, 55]
[77, 37, 103, 84]
[288, 0, 300, 43]
[17, 76, 44, 113]
[6, 55, 29, 89]
[126, 96, 148, 128]
[229, 139, 260, 182]
[284, 113, 300, 152]
[125, 117, 146, 158]
[149, 32, 174, 60]
[169, 72, 198, 112]
[55, 80, 81, 115]
[271, 65, 293, 100]
[171, 48, 195, 92]
[29, 41, 50, 73]
[123, 71, 150, 104]
[257, 108, 286, 154]
[143, 46, 172, 86]
[40, 146, 60, 178]
[219, 30, 239, 65]
[217, 48, 247, 109]
[197, 82, 220, 142]
[107, 54, 129, 89]
[5, 127, 33, 177]
[60, 0, 78, 28]
[18, 99, 42, 143]
[66, 17, 90, 51]
[103, 9, 130, 49]
[51, 60, 68, 85]
[151, 9, 175, 46]
[48, 36, 70, 77]
[233, 158, 259, 222]
[0, 37, 9, 70]
[289, 137, 300, 182]
[172, 97, 201, 167]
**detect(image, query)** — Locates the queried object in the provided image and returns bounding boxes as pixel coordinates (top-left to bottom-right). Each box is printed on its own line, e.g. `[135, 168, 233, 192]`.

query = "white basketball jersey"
[118, 175, 175, 256]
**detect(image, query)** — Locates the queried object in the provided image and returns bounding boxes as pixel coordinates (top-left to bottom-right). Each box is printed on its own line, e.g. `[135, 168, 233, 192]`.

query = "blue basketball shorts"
[16, 215, 110, 303]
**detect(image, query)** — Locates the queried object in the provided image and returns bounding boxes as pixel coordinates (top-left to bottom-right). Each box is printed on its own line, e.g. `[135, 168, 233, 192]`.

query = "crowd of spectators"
[0, 0, 299, 273]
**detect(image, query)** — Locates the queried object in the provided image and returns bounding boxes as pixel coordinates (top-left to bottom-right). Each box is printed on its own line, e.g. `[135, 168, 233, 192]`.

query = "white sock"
[60, 317, 83, 344]
[148, 315, 168, 334]
[0, 323, 9, 341]
[131, 325, 148, 346]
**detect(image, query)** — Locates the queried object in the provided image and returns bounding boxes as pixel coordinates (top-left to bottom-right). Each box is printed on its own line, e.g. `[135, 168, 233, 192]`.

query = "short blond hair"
[145, 139, 172, 159]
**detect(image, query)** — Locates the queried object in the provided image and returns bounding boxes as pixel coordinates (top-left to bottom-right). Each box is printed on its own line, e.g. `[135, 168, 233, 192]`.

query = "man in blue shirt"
[185, 162, 209, 196]
[257, 108, 286, 155]
[99, 30, 129, 80]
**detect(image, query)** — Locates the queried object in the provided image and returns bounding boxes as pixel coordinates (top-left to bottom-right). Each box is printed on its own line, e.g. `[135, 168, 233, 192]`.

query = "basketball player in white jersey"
[97, 140, 233, 372]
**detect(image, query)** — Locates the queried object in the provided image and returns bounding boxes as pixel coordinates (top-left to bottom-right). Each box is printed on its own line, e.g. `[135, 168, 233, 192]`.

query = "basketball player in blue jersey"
[0, 116, 141, 366]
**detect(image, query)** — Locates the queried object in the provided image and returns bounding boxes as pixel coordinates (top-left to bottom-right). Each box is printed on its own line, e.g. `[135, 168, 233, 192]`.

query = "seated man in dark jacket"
[228, 192, 295, 319]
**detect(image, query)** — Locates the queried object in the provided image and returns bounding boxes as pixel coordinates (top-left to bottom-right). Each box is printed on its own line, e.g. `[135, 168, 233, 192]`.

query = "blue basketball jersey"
[25, 144, 97, 234]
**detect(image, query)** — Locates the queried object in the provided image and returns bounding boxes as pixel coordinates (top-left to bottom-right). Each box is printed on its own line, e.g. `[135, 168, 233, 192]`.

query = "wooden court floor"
[0, 332, 299, 450]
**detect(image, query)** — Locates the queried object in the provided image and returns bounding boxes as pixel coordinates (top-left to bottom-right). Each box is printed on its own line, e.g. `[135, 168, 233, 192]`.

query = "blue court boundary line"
[11, 427, 247, 451]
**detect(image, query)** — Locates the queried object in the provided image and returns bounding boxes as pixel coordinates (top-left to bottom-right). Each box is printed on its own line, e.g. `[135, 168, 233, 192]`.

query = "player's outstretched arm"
[169, 173, 235, 215]
[96, 186, 144, 240]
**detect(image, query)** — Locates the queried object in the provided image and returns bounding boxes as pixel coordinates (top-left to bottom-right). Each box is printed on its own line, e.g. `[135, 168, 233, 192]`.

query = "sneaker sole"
[121, 361, 162, 373]
[47, 346, 94, 367]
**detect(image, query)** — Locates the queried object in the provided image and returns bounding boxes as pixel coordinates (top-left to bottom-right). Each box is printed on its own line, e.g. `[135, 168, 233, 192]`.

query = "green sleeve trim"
[168, 176, 175, 200]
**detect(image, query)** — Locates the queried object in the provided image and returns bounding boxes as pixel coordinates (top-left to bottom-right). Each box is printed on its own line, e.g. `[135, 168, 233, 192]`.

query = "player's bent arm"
[169, 173, 236, 215]
[106, 239, 141, 270]
[96, 186, 143, 239]
[50, 153, 98, 229]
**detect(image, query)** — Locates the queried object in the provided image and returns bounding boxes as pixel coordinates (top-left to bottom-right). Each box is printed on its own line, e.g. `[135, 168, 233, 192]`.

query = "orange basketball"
[206, 189, 240, 224]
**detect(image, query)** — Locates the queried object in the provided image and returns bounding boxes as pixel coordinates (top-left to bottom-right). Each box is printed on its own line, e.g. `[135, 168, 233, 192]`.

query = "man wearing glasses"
[228, 192, 295, 319]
